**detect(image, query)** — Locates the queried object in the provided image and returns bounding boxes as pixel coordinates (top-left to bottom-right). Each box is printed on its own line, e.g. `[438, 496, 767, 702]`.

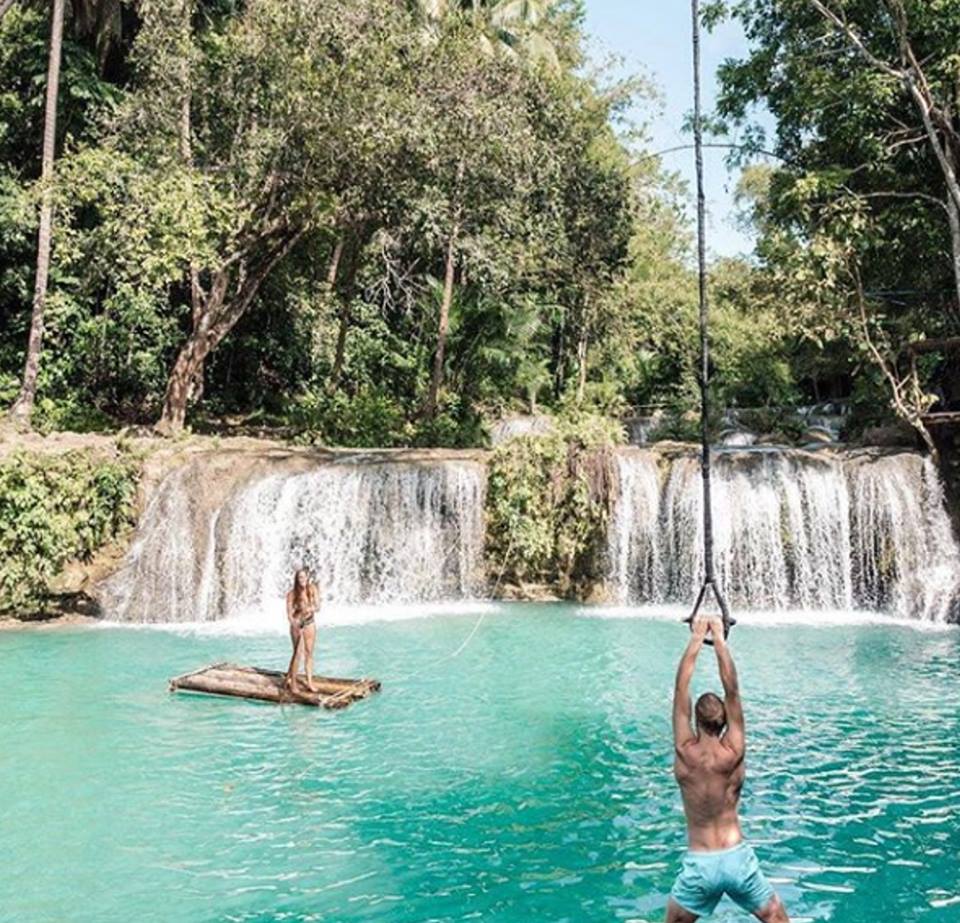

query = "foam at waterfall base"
[98, 600, 497, 636]
[576, 603, 954, 631]
[96, 600, 958, 637]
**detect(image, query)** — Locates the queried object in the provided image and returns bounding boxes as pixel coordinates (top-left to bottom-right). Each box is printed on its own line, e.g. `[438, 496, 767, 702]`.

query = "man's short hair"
[695, 692, 727, 736]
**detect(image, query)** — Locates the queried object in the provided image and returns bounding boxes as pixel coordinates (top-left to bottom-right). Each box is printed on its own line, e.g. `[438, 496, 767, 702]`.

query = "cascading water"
[608, 451, 664, 602]
[101, 456, 486, 623]
[847, 453, 960, 620]
[101, 443, 958, 625]
[609, 447, 960, 621]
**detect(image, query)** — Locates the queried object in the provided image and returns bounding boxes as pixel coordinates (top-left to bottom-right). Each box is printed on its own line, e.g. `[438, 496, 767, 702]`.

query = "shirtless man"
[666, 617, 790, 922]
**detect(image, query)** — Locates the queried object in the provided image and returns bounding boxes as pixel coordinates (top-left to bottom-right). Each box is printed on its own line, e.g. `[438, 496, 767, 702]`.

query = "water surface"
[3, 605, 958, 922]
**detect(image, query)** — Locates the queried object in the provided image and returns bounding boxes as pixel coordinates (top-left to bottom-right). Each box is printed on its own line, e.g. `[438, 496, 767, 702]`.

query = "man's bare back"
[674, 728, 745, 851]
[665, 618, 789, 923]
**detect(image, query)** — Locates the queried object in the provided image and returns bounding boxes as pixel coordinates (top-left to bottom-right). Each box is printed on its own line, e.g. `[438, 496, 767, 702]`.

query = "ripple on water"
[0, 606, 958, 923]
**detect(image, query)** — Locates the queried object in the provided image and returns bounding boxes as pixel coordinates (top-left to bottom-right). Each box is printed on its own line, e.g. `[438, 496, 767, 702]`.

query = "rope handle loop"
[683, 578, 736, 645]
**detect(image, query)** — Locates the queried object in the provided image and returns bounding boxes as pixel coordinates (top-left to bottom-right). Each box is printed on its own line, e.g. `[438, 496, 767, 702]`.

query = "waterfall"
[609, 451, 664, 601]
[847, 454, 960, 620]
[101, 444, 959, 624]
[101, 456, 486, 623]
[609, 448, 960, 621]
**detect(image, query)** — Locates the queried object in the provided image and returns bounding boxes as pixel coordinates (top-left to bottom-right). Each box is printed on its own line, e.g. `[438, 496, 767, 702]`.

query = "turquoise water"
[3, 604, 959, 923]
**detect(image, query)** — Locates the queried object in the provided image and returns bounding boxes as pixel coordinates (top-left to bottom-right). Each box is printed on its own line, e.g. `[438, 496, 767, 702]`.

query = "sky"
[582, 0, 768, 257]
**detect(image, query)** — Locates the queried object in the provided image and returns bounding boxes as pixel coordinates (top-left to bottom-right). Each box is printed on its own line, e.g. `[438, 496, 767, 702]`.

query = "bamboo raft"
[169, 663, 381, 709]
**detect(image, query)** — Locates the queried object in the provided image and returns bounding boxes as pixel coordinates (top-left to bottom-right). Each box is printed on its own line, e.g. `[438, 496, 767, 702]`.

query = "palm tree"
[4, 0, 123, 428]
[485, 0, 557, 65]
[7, 0, 65, 428]
[414, 0, 558, 66]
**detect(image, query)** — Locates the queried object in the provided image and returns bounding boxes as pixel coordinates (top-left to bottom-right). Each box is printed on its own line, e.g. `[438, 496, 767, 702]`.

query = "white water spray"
[102, 457, 486, 623]
[609, 448, 960, 621]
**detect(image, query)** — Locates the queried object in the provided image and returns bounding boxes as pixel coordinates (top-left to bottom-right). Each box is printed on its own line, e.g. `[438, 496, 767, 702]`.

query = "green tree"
[3, 0, 128, 428]
[115, 0, 414, 433]
[404, 22, 543, 417]
[414, 0, 561, 65]
[711, 0, 960, 445]
[7, 0, 65, 427]
[0, 0, 689, 444]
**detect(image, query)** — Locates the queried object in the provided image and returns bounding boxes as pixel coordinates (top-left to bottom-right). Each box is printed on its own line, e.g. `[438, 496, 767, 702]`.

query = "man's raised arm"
[713, 626, 745, 759]
[673, 620, 708, 753]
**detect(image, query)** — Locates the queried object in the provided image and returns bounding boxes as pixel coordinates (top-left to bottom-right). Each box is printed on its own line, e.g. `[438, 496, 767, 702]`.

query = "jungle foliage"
[707, 0, 960, 446]
[485, 413, 622, 597]
[0, 0, 817, 445]
[0, 449, 138, 612]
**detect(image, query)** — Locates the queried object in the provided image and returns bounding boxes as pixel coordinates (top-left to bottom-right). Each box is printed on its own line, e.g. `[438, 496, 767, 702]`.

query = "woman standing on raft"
[286, 569, 320, 693]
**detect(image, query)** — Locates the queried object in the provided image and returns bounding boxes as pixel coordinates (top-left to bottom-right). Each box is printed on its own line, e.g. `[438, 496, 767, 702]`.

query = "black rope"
[684, 0, 735, 644]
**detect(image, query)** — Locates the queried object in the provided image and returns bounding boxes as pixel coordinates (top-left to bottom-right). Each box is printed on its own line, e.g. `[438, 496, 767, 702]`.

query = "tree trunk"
[425, 224, 458, 418]
[155, 272, 228, 436]
[179, 88, 191, 163]
[325, 236, 347, 392]
[0, 0, 17, 22]
[330, 314, 349, 390]
[326, 236, 344, 287]
[157, 335, 210, 435]
[177, 2, 203, 326]
[182, 96, 202, 323]
[946, 195, 960, 310]
[329, 230, 369, 393]
[575, 328, 588, 405]
[155, 230, 305, 435]
[552, 313, 566, 399]
[8, 0, 64, 427]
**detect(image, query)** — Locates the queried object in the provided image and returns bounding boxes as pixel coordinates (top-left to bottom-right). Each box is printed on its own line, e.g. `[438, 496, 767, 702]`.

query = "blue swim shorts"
[670, 842, 775, 917]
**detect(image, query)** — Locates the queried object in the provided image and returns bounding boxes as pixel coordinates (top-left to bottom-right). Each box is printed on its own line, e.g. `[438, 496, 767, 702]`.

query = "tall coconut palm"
[7, 0, 65, 427]
[485, 0, 557, 64]
[414, 0, 558, 66]
[5, 0, 123, 428]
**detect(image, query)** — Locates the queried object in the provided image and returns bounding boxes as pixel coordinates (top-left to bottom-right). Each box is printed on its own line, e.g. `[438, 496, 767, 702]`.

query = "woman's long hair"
[291, 568, 316, 613]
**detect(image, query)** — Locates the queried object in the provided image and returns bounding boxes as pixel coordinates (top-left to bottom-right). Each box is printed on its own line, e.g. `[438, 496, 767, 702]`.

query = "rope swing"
[684, 0, 736, 645]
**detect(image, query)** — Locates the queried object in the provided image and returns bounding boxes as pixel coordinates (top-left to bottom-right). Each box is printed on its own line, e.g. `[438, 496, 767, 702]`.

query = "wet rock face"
[801, 426, 835, 445]
[931, 425, 960, 541]
[625, 413, 665, 446]
[718, 429, 758, 447]
[607, 445, 960, 622]
[860, 422, 918, 448]
[948, 598, 960, 625]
